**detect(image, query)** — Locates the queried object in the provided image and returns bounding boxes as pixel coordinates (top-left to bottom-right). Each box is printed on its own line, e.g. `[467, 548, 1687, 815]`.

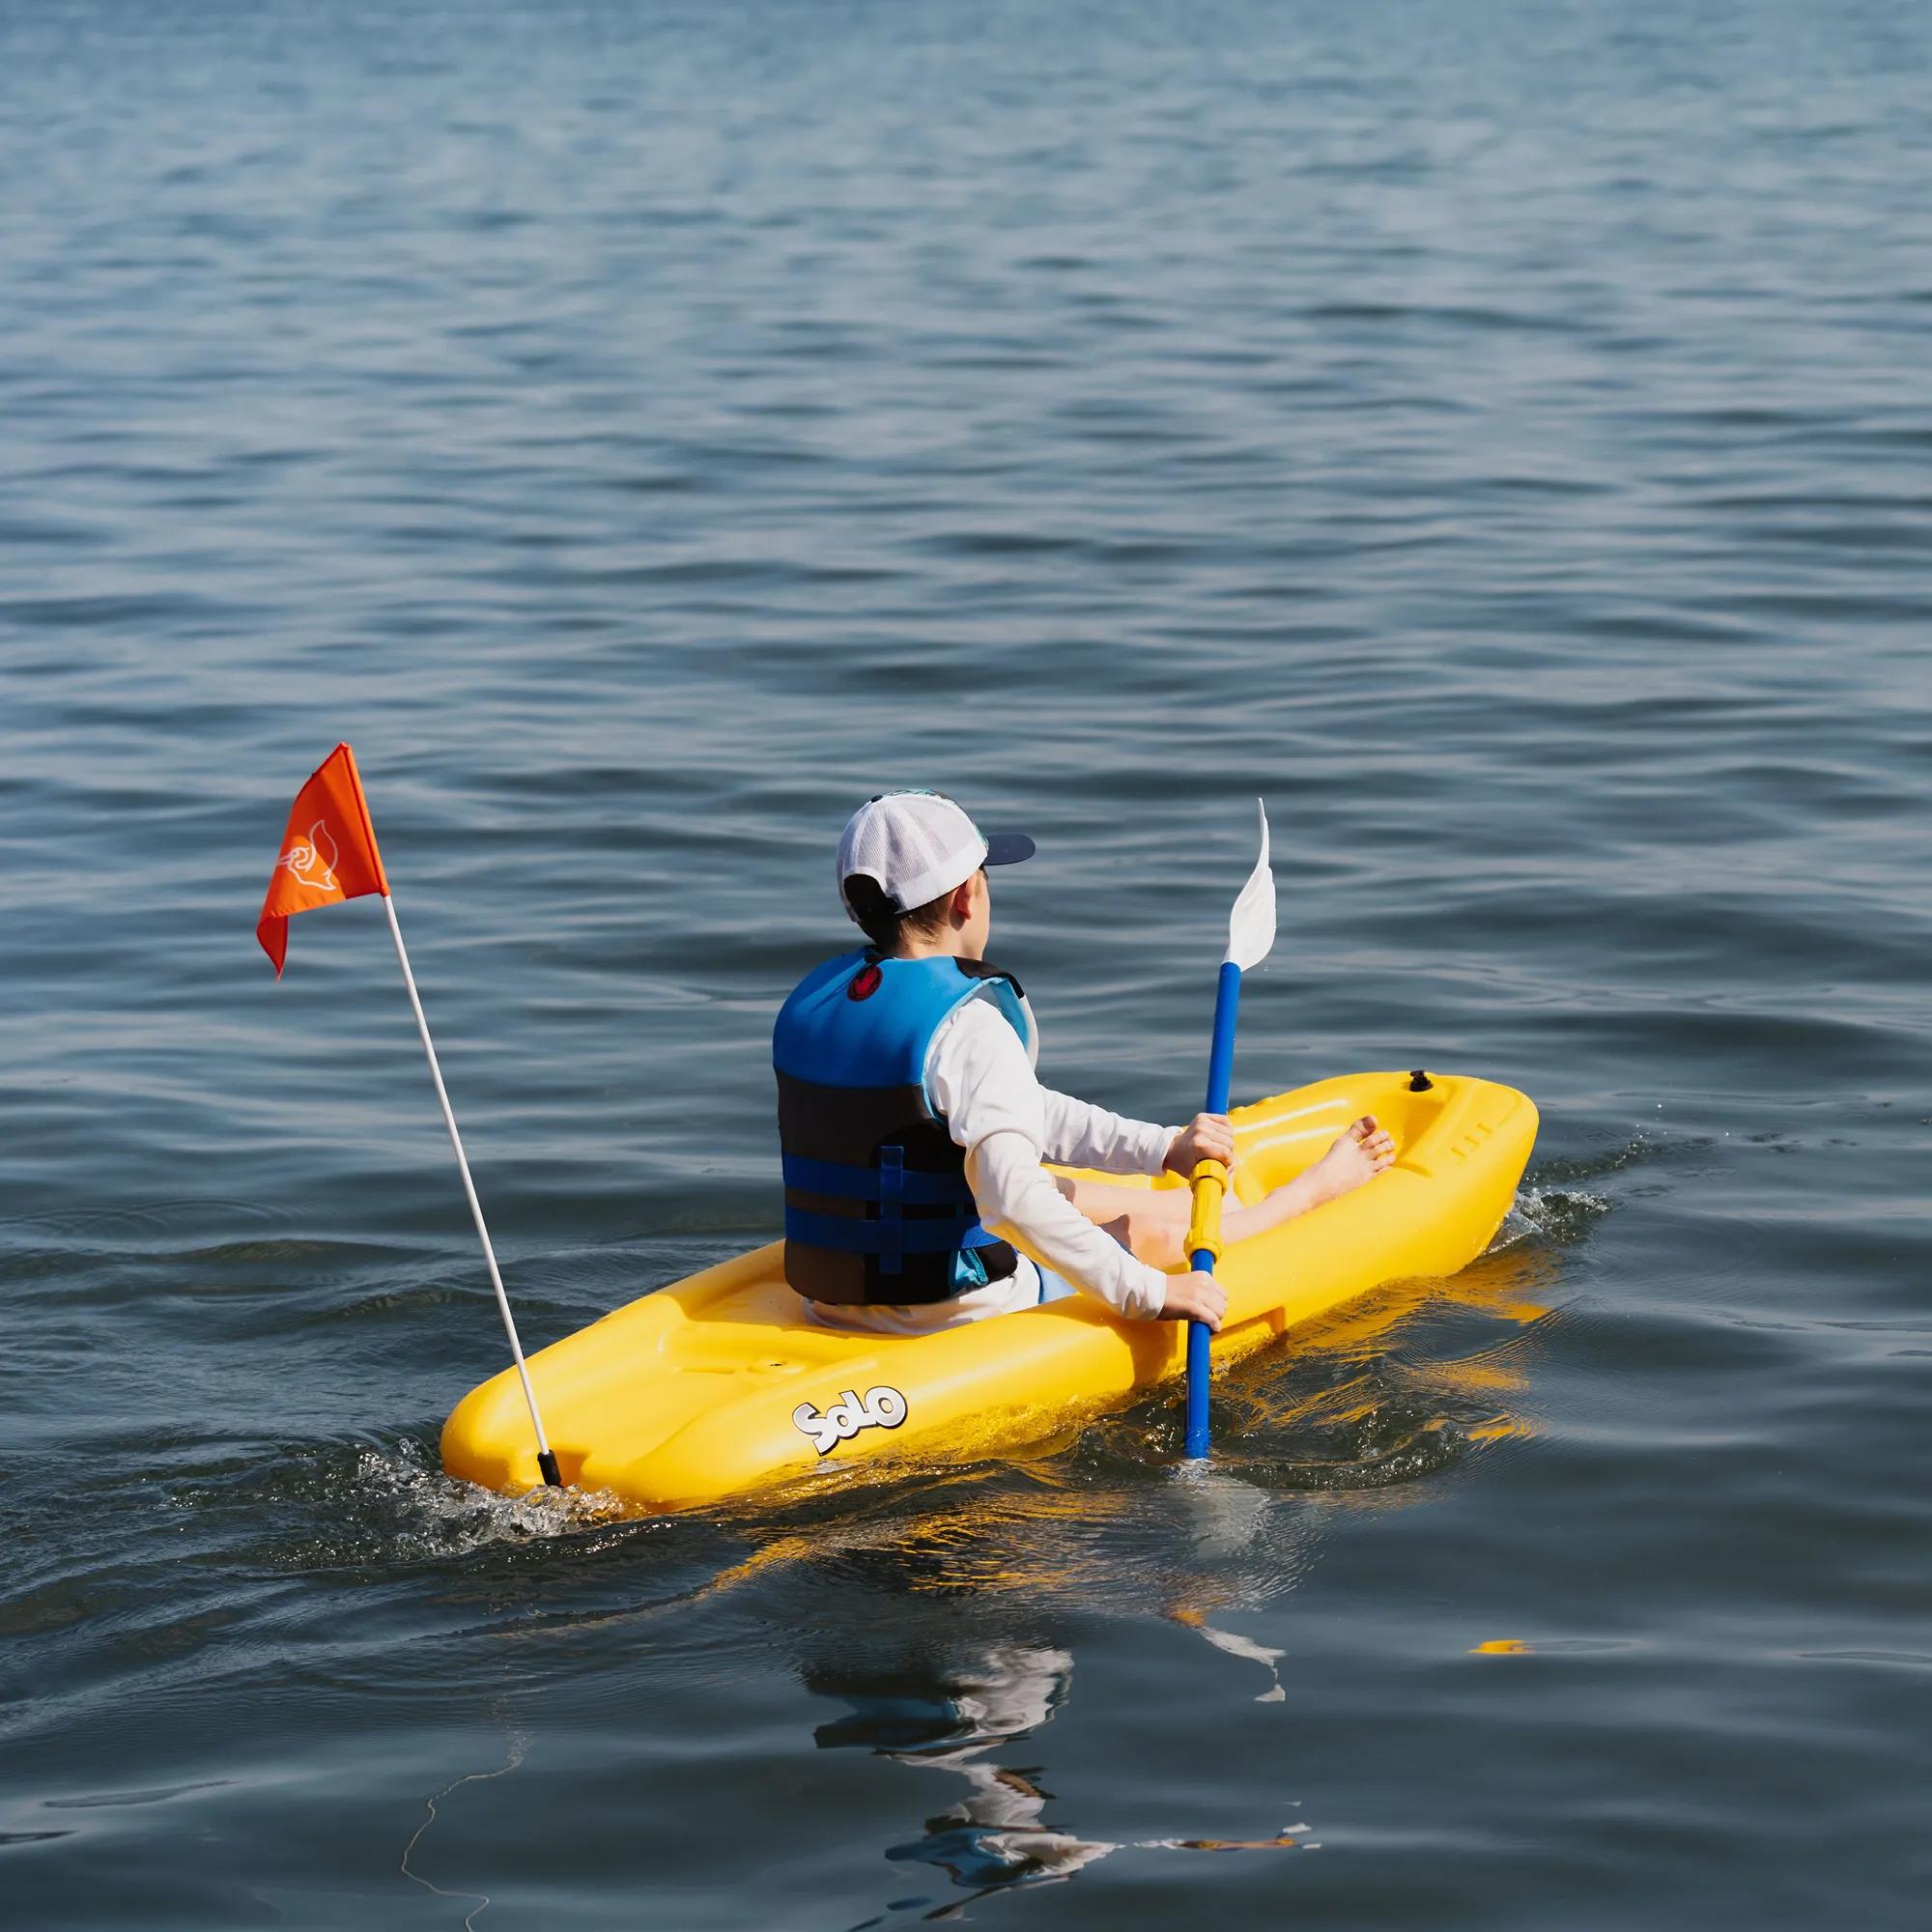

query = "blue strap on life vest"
[781, 1211, 1011, 1258]
[778, 1152, 975, 1206]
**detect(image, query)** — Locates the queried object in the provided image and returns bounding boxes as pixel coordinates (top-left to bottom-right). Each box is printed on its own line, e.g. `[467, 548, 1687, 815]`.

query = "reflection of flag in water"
[256, 743, 390, 976]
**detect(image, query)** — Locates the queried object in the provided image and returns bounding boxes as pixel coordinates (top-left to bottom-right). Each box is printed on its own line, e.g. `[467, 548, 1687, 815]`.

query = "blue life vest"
[773, 949, 1036, 1305]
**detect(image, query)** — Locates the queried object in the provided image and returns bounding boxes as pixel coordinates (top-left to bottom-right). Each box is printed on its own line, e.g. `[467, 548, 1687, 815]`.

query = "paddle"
[1182, 800, 1278, 1460]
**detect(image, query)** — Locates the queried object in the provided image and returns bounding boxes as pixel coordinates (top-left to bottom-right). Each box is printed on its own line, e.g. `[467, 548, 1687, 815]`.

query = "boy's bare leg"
[1221, 1115, 1396, 1245]
[1047, 1175, 1191, 1269]
[1053, 1116, 1397, 1268]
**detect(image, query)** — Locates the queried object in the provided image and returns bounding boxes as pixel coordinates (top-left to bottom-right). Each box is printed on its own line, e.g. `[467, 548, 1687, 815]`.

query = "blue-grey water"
[5, 1, 1931, 1924]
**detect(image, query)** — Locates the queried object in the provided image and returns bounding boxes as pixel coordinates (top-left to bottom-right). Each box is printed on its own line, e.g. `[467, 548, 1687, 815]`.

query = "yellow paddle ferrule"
[1184, 1158, 1227, 1265]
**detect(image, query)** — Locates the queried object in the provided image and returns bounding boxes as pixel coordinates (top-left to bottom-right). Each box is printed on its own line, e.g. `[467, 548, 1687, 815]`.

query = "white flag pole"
[382, 892, 562, 1489]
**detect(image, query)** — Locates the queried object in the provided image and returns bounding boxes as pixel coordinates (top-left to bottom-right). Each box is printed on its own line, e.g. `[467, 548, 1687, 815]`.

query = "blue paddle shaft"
[1202, 960, 1242, 1121]
[1185, 959, 1242, 1458]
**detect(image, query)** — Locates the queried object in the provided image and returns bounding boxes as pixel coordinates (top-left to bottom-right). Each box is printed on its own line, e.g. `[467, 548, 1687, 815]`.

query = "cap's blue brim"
[983, 833, 1036, 867]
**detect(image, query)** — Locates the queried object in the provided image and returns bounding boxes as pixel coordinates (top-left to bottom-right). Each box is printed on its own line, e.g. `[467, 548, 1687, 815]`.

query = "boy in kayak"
[773, 791, 1395, 1336]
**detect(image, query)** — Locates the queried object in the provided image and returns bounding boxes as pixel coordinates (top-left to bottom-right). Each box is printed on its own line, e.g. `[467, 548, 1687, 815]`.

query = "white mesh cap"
[837, 790, 1035, 921]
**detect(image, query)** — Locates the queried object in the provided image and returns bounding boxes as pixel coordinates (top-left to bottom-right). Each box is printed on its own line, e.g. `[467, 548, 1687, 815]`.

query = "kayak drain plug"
[1408, 1069, 1434, 1092]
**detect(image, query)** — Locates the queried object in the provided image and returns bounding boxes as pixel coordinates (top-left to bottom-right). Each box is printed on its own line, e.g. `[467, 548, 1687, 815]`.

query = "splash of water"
[308, 1442, 635, 1564]
[1490, 1182, 1611, 1251]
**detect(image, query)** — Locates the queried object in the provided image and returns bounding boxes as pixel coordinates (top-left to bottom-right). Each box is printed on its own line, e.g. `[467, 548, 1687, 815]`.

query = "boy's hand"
[1163, 1113, 1236, 1179]
[1157, 1270, 1227, 1330]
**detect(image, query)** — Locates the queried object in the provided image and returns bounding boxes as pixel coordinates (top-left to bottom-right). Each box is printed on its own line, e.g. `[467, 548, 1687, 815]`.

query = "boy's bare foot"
[1300, 1115, 1396, 1207]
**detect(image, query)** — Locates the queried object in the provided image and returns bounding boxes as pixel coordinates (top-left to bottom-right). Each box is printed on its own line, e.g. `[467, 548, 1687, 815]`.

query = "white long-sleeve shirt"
[805, 998, 1179, 1335]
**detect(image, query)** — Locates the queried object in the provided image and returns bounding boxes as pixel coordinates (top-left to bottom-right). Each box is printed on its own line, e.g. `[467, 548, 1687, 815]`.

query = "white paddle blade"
[1224, 798, 1276, 972]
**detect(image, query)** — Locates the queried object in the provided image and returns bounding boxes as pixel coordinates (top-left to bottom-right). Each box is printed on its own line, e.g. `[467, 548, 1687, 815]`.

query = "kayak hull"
[440, 1069, 1538, 1513]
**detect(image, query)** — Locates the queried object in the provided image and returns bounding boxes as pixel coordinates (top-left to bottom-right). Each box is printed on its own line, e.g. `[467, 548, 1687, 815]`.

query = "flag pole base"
[537, 1449, 563, 1489]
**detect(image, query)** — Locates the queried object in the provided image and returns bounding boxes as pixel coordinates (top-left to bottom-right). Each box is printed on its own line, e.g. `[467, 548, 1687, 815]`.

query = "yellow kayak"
[441, 1068, 1538, 1514]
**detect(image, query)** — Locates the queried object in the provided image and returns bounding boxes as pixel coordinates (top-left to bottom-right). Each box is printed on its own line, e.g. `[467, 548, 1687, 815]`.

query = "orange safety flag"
[257, 743, 390, 976]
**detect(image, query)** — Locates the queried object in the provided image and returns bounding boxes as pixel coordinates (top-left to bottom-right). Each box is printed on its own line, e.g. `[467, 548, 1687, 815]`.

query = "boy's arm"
[928, 1006, 1172, 1319]
[1038, 1087, 1177, 1177]
[1041, 1088, 1237, 1184]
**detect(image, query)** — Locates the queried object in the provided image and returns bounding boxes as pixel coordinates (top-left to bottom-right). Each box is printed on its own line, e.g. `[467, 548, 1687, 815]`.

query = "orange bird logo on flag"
[258, 743, 390, 976]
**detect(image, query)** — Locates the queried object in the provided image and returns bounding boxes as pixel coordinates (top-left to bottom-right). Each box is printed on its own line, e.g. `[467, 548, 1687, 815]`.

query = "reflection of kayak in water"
[812, 1646, 1115, 1890]
[441, 1069, 1538, 1513]
[814, 1636, 1321, 1901]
